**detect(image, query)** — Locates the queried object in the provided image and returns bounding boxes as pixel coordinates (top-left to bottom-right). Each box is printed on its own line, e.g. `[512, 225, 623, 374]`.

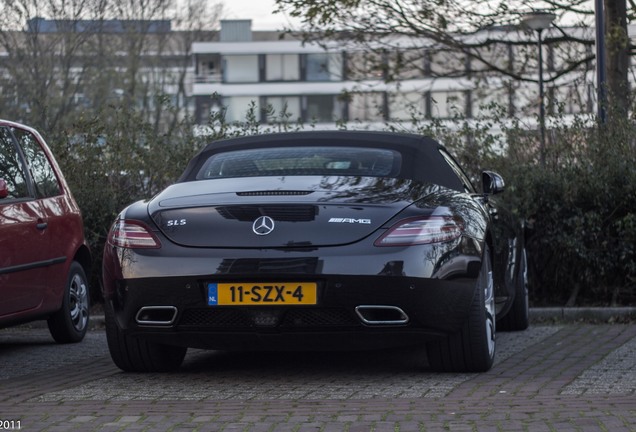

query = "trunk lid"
[148, 176, 435, 248]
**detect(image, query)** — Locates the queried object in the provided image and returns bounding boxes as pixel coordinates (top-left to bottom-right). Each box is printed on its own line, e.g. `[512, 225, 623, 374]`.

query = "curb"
[529, 307, 636, 323]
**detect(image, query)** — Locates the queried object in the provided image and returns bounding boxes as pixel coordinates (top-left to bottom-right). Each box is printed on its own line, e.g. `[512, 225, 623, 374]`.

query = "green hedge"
[49, 107, 207, 296]
[443, 114, 636, 306]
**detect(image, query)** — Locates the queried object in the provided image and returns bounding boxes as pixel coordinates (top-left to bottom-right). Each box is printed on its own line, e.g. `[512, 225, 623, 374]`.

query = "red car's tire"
[48, 261, 90, 343]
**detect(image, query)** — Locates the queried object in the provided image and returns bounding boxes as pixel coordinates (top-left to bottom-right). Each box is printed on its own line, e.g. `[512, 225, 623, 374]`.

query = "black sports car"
[102, 131, 528, 373]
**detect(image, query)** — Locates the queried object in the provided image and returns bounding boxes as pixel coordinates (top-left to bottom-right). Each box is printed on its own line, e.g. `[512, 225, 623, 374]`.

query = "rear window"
[196, 146, 401, 179]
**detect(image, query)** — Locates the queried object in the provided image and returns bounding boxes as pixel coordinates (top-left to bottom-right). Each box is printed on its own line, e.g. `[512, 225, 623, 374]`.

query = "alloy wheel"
[69, 273, 89, 332]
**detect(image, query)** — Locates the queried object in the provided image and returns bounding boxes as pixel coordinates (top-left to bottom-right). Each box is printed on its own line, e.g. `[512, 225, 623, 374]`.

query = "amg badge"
[328, 218, 371, 224]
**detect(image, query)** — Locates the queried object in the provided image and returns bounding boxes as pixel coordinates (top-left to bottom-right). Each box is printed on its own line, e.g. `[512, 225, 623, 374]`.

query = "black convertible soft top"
[178, 131, 466, 192]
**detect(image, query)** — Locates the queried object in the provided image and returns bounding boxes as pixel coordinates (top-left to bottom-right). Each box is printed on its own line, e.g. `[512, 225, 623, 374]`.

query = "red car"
[0, 119, 91, 342]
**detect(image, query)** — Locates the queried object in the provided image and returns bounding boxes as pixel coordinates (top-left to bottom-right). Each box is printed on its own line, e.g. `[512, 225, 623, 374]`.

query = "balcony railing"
[194, 73, 222, 84]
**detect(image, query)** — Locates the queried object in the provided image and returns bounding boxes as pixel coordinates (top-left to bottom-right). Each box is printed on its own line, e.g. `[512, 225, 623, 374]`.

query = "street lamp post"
[521, 11, 556, 165]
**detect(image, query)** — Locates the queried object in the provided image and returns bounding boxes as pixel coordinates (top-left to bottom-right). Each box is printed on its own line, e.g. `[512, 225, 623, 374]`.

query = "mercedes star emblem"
[252, 215, 275, 236]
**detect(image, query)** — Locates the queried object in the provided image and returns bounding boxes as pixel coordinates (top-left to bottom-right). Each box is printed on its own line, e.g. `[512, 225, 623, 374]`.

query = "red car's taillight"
[108, 219, 161, 249]
[374, 216, 463, 246]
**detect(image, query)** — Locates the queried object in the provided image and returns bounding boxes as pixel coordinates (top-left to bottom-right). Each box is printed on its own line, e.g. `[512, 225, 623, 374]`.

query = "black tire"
[105, 303, 187, 372]
[48, 261, 90, 343]
[498, 249, 529, 331]
[426, 246, 496, 372]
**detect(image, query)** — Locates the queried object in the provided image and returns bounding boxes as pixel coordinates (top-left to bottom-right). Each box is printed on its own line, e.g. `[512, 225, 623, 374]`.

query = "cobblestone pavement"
[0, 323, 635, 431]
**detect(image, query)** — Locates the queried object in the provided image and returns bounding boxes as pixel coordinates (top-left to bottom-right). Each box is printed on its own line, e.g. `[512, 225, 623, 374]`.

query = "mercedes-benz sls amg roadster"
[102, 131, 528, 373]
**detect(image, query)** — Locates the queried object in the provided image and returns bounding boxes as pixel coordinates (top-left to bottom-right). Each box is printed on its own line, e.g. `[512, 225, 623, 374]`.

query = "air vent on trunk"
[217, 205, 318, 222]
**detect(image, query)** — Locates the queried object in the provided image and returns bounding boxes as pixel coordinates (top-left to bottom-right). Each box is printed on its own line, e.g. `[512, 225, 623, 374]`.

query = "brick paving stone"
[294, 423, 322, 431]
[1, 324, 636, 431]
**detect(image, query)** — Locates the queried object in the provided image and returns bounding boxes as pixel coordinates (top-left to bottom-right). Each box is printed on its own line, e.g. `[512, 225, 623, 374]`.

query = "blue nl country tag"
[208, 283, 218, 306]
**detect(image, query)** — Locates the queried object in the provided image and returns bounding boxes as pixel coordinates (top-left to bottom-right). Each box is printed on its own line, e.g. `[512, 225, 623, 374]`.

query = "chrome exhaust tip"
[135, 306, 178, 326]
[355, 305, 409, 325]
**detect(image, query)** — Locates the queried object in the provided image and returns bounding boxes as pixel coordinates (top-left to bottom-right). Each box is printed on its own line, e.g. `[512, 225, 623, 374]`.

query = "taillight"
[374, 216, 463, 246]
[108, 219, 161, 249]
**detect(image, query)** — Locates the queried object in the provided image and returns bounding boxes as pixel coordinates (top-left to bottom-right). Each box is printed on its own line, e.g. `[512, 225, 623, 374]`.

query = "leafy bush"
[421, 110, 636, 306]
[507, 119, 636, 306]
[48, 106, 207, 296]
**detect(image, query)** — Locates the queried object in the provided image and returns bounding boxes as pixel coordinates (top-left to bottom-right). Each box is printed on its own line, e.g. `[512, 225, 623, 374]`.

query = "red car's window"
[11, 127, 61, 198]
[0, 127, 30, 200]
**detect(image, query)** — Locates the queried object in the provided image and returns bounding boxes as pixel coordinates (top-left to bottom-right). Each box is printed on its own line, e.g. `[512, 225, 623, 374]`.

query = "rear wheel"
[48, 261, 90, 343]
[498, 248, 529, 331]
[105, 303, 187, 372]
[426, 246, 496, 372]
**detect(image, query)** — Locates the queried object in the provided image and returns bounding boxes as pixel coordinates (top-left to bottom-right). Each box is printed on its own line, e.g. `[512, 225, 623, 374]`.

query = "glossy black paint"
[148, 176, 484, 249]
[102, 131, 523, 352]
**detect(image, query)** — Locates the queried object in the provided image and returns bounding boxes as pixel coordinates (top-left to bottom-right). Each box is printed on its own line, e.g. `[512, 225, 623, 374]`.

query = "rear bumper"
[102, 236, 482, 350]
[104, 273, 478, 350]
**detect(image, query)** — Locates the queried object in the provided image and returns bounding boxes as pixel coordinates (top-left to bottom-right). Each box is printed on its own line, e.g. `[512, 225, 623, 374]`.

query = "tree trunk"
[604, 0, 630, 119]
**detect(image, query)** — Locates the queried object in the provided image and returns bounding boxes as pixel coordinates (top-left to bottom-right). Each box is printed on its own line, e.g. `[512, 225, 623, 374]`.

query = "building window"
[550, 83, 593, 114]
[426, 91, 467, 119]
[345, 51, 385, 80]
[348, 92, 385, 122]
[263, 96, 302, 122]
[511, 83, 538, 119]
[470, 44, 512, 75]
[389, 50, 426, 80]
[305, 95, 342, 122]
[427, 50, 467, 77]
[266, 54, 300, 81]
[388, 92, 425, 121]
[305, 53, 342, 81]
[224, 55, 259, 83]
[196, 55, 222, 83]
[222, 96, 260, 122]
[472, 87, 510, 118]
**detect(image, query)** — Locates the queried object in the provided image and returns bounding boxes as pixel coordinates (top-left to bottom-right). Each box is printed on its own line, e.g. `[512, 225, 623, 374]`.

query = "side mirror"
[482, 171, 505, 195]
[0, 179, 8, 199]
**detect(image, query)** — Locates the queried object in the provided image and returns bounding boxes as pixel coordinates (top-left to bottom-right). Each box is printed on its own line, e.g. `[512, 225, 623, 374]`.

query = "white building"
[191, 20, 618, 128]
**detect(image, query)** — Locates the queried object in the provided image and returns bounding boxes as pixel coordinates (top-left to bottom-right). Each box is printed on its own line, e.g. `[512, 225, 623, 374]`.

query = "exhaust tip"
[355, 305, 409, 325]
[136, 306, 178, 326]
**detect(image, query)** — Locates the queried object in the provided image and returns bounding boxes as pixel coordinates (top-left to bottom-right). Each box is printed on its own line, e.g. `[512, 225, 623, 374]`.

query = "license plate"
[207, 282, 317, 306]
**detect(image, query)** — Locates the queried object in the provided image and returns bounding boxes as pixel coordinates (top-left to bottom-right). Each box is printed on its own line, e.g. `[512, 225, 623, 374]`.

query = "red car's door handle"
[36, 221, 48, 230]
